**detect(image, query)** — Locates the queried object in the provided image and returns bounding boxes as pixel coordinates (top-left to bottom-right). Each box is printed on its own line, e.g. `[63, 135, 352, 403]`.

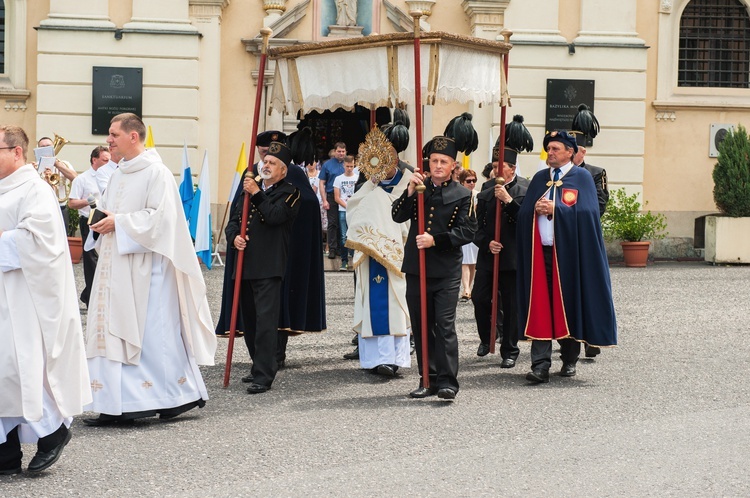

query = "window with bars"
[678, 0, 750, 88]
[0, 2, 5, 74]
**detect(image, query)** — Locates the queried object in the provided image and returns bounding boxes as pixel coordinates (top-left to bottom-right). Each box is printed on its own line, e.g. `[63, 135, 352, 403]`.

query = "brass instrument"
[39, 133, 72, 203]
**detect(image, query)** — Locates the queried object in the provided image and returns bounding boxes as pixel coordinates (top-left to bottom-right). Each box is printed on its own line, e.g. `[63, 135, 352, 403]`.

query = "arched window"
[678, 0, 750, 88]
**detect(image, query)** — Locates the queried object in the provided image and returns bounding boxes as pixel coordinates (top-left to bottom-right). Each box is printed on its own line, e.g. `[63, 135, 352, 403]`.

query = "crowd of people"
[0, 107, 617, 475]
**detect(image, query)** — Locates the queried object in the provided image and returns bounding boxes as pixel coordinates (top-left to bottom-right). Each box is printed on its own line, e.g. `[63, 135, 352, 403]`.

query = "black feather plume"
[288, 127, 314, 166]
[382, 122, 410, 153]
[505, 114, 534, 152]
[443, 112, 478, 155]
[394, 108, 410, 130]
[571, 103, 600, 139]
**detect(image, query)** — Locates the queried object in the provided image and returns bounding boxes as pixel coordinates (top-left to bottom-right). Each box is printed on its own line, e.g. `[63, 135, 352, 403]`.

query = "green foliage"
[601, 188, 667, 242]
[713, 124, 750, 217]
[67, 207, 80, 237]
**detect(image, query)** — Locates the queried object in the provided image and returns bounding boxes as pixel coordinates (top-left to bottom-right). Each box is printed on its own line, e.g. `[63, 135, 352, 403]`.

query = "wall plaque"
[92, 67, 143, 135]
[545, 79, 595, 146]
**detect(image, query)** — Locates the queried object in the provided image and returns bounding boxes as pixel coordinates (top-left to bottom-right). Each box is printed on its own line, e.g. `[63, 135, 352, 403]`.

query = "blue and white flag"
[179, 141, 193, 220]
[189, 150, 212, 269]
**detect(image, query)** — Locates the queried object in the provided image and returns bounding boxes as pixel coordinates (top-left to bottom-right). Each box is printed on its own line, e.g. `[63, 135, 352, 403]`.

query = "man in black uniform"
[472, 147, 529, 366]
[215, 130, 287, 338]
[392, 136, 477, 400]
[226, 140, 300, 394]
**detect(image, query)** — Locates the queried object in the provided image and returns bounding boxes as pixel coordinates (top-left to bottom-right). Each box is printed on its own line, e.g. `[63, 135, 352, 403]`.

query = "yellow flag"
[228, 142, 247, 202]
[145, 125, 155, 148]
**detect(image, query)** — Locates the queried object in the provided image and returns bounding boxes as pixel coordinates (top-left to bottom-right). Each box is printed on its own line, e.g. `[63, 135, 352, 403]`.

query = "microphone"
[87, 195, 107, 226]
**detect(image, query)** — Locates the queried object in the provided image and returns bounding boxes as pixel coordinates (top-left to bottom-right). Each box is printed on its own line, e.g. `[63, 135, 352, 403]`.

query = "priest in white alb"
[0, 124, 91, 474]
[83, 113, 217, 426]
[345, 129, 412, 378]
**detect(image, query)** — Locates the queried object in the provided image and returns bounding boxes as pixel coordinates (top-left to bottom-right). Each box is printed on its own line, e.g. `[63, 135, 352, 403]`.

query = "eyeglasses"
[465, 179, 477, 183]
[0, 146, 17, 151]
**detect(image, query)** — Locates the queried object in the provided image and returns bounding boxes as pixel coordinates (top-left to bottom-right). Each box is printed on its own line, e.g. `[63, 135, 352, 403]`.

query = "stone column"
[575, 0, 645, 45]
[462, 0, 510, 173]
[41, 0, 114, 28]
[190, 0, 228, 203]
[503, 0, 566, 44]
[127, 0, 198, 32]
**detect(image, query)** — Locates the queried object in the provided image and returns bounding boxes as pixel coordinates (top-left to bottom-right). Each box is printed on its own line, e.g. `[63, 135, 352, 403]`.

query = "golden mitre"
[356, 127, 397, 183]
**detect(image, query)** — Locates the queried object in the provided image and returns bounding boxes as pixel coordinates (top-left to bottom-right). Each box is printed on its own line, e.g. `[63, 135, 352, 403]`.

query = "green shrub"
[713, 124, 750, 217]
[601, 188, 667, 242]
[68, 207, 80, 237]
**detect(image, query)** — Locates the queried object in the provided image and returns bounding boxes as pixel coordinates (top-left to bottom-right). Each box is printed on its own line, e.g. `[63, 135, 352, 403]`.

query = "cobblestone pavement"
[3, 261, 750, 496]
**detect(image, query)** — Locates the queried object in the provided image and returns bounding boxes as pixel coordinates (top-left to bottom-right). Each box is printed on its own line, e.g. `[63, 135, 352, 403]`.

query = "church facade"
[1, 0, 748, 250]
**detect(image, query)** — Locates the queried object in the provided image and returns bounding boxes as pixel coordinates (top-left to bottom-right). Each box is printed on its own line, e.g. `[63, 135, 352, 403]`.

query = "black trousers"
[529, 246, 580, 371]
[406, 274, 460, 392]
[326, 192, 340, 255]
[0, 424, 68, 471]
[241, 277, 283, 387]
[79, 217, 98, 306]
[60, 205, 69, 234]
[472, 268, 519, 360]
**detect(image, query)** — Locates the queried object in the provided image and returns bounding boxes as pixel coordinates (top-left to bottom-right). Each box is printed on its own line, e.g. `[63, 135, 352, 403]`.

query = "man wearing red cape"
[516, 131, 616, 383]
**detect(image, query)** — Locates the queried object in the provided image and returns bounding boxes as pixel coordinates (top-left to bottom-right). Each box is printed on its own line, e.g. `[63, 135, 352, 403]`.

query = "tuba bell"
[40, 133, 72, 203]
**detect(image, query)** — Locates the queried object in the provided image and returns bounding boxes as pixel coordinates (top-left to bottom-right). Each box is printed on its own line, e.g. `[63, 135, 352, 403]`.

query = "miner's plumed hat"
[542, 130, 578, 155]
[426, 136, 459, 160]
[256, 130, 287, 147]
[266, 141, 293, 166]
[503, 148, 518, 166]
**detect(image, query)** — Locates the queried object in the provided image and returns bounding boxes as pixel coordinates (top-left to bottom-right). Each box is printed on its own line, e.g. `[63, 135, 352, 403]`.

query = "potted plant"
[705, 124, 750, 263]
[601, 188, 667, 267]
[67, 208, 83, 264]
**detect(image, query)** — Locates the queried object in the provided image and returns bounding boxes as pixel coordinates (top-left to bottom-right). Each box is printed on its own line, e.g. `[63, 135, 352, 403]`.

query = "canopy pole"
[224, 27, 273, 388]
[490, 30, 513, 354]
[410, 10, 430, 389]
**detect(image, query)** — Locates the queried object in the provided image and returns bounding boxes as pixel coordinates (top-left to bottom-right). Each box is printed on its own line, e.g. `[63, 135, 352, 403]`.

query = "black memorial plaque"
[92, 67, 143, 135]
[545, 79, 595, 147]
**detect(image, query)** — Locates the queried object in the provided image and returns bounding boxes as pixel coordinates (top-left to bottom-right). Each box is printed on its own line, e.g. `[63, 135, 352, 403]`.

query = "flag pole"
[489, 30, 513, 353]
[410, 10, 430, 388]
[224, 27, 273, 388]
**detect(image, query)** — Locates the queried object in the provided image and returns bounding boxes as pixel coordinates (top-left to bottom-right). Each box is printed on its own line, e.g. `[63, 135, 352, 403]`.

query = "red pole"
[411, 11, 429, 388]
[224, 27, 273, 388]
[489, 31, 512, 354]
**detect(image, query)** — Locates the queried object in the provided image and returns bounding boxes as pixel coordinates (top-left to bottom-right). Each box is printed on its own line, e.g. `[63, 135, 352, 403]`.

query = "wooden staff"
[489, 30, 513, 353]
[224, 27, 273, 388]
[411, 10, 430, 388]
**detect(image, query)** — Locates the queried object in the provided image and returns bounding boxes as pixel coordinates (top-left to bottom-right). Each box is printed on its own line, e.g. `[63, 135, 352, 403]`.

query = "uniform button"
[428, 221, 432, 225]
[429, 214, 433, 218]
[430, 207, 435, 211]
[426, 228, 431, 232]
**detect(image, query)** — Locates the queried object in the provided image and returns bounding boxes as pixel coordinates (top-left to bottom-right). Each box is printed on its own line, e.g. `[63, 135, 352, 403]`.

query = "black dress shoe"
[28, 429, 72, 473]
[500, 358, 516, 369]
[82, 416, 135, 427]
[343, 347, 359, 360]
[477, 343, 491, 357]
[376, 364, 397, 377]
[560, 363, 577, 377]
[351, 334, 359, 346]
[409, 386, 437, 398]
[585, 345, 601, 358]
[246, 383, 271, 394]
[437, 388, 457, 400]
[327, 252, 337, 259]
[526, 369, 550, 383]
[241, 373, 254, 383]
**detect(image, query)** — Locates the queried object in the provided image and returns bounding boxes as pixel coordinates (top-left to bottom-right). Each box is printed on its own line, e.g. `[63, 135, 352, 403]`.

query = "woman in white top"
[458, 169, 479, 300]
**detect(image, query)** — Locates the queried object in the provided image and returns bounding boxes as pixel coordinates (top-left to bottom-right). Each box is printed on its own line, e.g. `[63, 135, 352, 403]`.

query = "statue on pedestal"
[335, 0, 358, 27]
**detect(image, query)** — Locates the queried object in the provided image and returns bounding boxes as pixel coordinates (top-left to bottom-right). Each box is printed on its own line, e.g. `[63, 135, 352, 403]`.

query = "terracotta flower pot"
[68, 236, 83, 264]
[620, 240, 650, 267]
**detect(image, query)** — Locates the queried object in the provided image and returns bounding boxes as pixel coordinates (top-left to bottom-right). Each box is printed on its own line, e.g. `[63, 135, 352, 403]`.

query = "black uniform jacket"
[226, 179, 301, 280]
[473, 175, 529, 273]
[392, 179, 477, 279]
[579, 161, 609, 218]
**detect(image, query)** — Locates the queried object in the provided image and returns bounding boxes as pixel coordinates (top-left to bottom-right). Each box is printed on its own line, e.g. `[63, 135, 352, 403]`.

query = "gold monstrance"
[356, 127, 397, 184]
